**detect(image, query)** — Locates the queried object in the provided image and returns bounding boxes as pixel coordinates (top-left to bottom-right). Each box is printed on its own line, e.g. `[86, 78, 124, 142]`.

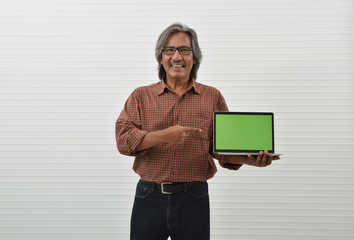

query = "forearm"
[228, 155, 249, 165]
[135, 130, 165, 152]
[135, 125, 202, 152]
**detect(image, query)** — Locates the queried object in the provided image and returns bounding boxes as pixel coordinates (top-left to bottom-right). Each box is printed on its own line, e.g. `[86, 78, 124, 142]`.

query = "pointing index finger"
[184, 127, 202, 133]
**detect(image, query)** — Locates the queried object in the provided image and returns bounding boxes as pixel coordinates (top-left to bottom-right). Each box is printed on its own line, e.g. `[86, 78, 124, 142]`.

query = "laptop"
[213, 112, 281, 156]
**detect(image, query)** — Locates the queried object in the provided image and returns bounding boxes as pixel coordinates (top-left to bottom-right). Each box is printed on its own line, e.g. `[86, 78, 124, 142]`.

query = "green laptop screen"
[214, 113, 273, 152]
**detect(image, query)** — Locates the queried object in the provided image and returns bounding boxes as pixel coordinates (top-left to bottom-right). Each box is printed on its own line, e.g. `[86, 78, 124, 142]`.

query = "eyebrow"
[163, 46, 192, 48]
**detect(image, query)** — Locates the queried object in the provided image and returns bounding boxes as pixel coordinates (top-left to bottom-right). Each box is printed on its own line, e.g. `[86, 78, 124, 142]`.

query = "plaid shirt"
[115, 80, 242, 183]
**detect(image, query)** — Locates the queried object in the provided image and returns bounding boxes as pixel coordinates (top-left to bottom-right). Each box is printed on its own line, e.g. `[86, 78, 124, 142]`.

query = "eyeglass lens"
[163, 47, 192, 55]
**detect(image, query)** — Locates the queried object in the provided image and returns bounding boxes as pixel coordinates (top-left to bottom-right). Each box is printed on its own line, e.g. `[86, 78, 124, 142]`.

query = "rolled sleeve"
[212, 152, 243, 170]
[115, 89, 148, 156]
[116, 120, 148, 156]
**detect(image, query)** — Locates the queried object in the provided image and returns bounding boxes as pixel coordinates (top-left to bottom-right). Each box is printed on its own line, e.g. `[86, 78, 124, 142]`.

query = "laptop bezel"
[213, 112, 275, 154]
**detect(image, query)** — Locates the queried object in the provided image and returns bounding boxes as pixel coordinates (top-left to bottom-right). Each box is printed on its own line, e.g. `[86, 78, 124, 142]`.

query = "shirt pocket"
[185, 110, 213, 145]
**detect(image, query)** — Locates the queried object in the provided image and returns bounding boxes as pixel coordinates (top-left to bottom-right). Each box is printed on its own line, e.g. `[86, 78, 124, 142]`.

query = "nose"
[171, 50, 183, 60]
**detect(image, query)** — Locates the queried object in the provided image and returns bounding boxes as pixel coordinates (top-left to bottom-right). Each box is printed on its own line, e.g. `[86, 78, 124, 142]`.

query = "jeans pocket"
[135, 181, 151, 199]
[189, 182, 209, 198]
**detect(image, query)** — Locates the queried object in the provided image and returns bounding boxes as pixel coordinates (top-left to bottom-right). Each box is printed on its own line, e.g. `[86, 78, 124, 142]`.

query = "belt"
[141, 179, 204, 194]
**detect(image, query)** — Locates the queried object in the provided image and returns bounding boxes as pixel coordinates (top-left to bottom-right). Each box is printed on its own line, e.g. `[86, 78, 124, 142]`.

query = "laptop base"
[215, 152, 282, 156]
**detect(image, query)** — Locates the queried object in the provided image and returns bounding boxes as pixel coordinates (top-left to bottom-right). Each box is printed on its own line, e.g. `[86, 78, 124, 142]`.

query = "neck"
[165, 77, 191, 96]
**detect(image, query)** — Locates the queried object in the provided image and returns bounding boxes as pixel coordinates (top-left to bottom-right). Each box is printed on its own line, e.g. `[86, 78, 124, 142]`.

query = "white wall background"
[0, 0, 353, 239]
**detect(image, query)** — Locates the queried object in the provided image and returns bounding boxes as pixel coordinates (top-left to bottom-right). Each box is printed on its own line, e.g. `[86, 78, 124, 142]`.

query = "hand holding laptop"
[228, 150, 280, 167]
[246, 150, 280, 167]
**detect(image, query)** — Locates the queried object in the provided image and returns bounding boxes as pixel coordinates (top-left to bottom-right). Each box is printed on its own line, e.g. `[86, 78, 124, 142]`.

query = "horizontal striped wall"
[0, 0, 353, 239]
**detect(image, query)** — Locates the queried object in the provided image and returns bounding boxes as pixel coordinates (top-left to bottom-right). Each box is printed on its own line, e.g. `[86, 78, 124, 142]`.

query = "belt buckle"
[161, 182, 173, 194]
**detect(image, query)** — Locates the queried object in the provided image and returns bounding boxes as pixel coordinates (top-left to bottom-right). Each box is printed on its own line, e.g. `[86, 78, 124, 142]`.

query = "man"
[115, 23, 280, 240]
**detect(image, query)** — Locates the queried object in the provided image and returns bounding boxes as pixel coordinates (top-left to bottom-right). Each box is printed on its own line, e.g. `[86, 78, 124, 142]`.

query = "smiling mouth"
[170, 64, 185, 69]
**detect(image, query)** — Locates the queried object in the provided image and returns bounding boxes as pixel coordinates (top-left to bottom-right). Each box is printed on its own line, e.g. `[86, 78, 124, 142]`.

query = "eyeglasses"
[162, 47, 193, 55]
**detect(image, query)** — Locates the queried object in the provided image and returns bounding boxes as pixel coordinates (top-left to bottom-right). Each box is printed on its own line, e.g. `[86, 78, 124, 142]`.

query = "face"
[161, 32, 196, 83]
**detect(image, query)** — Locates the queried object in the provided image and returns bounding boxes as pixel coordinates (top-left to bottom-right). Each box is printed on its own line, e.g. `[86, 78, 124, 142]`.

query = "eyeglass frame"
[162, 47, 193, 55]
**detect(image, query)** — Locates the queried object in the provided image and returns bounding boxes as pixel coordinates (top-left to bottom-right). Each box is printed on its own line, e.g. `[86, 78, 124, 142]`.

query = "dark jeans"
[130, 179, 210, 240]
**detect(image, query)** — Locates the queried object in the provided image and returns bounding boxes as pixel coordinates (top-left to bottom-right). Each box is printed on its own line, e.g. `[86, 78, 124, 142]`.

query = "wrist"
[229, 155, 250, 165]
[158, 129, 168, 144]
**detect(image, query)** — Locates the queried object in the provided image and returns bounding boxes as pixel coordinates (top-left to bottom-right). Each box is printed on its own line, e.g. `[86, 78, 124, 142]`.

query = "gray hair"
[155, 23, 202, 81]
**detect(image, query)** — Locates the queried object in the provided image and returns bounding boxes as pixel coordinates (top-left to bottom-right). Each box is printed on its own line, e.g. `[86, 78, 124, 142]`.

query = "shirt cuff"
[125, 129, 148, 156]
[217, 155, 243, 170]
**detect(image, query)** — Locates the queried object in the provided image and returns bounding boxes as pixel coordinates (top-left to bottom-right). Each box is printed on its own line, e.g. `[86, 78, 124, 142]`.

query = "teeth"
[171, 65, 184, 68]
